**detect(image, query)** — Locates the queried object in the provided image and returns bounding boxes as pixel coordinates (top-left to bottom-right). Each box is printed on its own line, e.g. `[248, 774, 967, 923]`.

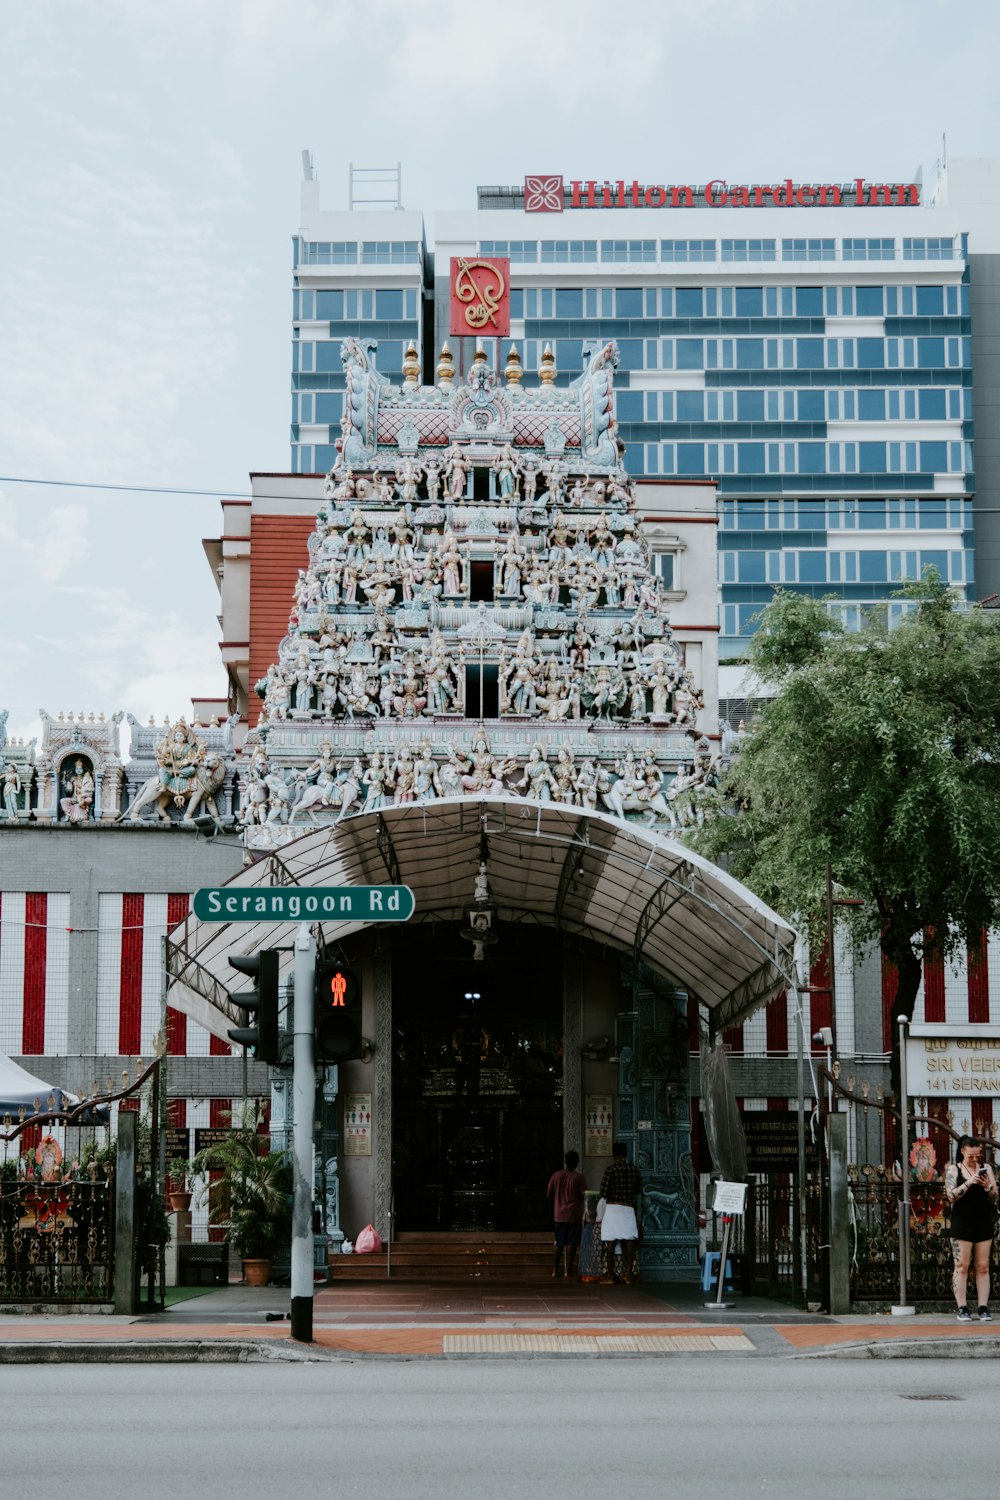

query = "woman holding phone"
[945, 1136, 999, 1322]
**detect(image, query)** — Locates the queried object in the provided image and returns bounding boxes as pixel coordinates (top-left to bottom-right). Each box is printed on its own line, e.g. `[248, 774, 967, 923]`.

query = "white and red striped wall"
[0, 893, 71, 1057]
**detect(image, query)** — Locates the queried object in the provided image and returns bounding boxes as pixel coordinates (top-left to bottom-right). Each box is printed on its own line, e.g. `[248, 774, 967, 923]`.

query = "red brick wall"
[248, 514, 316, 725]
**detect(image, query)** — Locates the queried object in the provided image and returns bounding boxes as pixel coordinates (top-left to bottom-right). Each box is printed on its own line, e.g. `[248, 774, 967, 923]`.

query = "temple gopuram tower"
[171, 326, 792, 1284]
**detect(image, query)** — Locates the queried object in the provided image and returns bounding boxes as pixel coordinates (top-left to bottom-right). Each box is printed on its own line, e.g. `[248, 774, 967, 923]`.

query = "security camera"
[813, 1026, 834, 1047]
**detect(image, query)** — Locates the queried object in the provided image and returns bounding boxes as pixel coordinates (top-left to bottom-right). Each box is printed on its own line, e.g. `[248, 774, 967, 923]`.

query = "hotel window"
[539, 240, 597, 263]
[599, 240, 657, 263]
[828, 552, 859, 584]
[842, 238, 896, 261]
[828, 603, 863, 632]
[886, 498, 919, 529]
[903, 237, 956, 261]
[361, 241, 421, 264]
[300, 241, 358, 265]
[614, 287, 643, 317]
[736, 502, 765, 530]
[660, 239, 716, 262]
[782, 238, 836, 261]
[889, 551, 920, 582]
[554, 289, 584, 318]
[480, 240, 538, 263]
[721, 239, 776, 262]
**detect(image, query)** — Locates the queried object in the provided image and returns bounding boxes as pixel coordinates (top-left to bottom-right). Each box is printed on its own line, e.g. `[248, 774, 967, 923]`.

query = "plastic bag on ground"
[354, 1223, 382, 1254]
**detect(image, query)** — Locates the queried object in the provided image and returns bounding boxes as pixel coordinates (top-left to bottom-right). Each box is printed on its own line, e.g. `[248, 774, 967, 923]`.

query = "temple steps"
[329, 1230, 556, 1282]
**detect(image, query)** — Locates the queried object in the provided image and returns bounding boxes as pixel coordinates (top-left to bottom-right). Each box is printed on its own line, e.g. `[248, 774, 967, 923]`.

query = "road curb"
[0, 1339, 347, 1365]
[796, 1336, 1000, 1360]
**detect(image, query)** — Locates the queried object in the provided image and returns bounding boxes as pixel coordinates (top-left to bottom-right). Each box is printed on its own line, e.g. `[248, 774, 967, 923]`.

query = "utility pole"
[291, 924, 316, 1343]
[891, 1014, 915, 1316]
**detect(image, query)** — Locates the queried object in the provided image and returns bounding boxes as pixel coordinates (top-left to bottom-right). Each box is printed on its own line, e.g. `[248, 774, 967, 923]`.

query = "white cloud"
[39, 504, 91, 582]
[0, 159, 252, 486]
[0, 493, 226, 740]
[0, 492, 88, 581]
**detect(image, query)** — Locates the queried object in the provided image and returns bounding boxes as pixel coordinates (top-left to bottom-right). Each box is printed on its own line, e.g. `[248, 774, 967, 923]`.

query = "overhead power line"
[0, 475, 251, 499]
[0, 472, 988, 513]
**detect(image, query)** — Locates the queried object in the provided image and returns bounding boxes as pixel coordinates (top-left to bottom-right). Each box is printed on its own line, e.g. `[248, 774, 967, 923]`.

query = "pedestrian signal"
[314, 962, 361, 1063]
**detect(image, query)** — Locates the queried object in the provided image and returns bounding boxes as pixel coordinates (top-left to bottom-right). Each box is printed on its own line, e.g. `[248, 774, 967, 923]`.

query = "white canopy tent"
[165, 798, 797, 1038]
[0, 1055, 80, 1118]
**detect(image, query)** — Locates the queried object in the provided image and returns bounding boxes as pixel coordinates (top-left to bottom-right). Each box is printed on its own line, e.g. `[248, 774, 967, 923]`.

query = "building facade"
[5, 159, 1000, 1286]
[292, 159, 1000, 656]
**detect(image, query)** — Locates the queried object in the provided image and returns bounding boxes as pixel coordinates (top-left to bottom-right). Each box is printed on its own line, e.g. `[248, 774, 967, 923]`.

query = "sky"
[2, 0, 1000, 747]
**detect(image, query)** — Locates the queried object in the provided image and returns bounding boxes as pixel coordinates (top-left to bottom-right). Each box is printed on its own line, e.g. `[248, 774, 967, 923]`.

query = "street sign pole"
[290, 924, 316, 1343]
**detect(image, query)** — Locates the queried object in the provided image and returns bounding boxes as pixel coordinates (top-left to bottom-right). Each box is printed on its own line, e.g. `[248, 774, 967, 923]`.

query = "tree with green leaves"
[689, 573, 1000, 1097]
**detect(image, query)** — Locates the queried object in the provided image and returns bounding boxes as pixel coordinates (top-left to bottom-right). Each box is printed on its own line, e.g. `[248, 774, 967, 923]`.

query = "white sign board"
[905, 1025, 1000, 1098]
[712, 1180, 748, 1216]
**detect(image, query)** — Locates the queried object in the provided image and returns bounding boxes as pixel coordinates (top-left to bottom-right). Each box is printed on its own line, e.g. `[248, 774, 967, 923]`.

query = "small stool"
[700, 1251, 734, 1294]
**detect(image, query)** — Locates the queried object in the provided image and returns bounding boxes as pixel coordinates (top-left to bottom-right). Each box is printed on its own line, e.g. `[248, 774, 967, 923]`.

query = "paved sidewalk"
[1, 1280, 997, 1361]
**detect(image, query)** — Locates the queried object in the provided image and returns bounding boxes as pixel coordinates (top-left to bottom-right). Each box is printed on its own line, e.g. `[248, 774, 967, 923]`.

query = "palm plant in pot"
[192, 1101, 292, 1286]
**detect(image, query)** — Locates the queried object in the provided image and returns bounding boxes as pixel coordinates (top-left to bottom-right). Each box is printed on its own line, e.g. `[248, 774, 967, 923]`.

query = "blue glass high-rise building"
[291, 165, 426, 477]
[294, 160, 1000, 658]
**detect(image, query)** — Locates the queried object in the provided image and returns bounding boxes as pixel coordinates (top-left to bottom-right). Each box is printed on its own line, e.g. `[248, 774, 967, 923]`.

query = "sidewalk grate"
[443, 1332, 753, 1354]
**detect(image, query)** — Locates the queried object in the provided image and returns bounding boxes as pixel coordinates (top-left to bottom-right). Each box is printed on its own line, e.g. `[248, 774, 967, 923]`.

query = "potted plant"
[192, 1101, 292, 1286]
[166, 1158, 194, 1212]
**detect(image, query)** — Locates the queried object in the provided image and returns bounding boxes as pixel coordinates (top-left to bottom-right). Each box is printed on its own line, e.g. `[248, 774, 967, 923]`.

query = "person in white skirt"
[598, 1141, 642, 1285]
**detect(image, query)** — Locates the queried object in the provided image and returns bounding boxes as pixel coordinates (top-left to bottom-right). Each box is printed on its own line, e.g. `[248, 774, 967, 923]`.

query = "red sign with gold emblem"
[449, 256, 510, 338]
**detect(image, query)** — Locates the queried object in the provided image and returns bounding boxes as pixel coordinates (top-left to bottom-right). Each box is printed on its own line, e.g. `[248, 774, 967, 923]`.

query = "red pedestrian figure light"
[330, 971, 347, 1007]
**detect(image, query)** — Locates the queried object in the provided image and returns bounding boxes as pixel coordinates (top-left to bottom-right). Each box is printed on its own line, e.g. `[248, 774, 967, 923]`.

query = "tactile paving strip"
[443, 1333, 753, 1354]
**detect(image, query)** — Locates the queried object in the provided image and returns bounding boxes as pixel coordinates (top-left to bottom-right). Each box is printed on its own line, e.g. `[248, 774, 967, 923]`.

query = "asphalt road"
[3, 1357, 994, 1499]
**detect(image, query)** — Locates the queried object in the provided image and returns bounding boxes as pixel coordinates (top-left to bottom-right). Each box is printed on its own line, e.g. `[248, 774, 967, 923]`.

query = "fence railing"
[0, 1177, 115, 1304]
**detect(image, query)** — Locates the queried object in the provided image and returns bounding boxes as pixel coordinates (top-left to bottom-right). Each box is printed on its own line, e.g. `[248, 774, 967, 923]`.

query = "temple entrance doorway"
[390, 927, 564, 1233]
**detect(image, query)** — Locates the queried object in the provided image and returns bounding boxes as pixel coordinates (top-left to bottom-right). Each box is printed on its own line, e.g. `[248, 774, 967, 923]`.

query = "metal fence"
[848, 1169, 1000, 1304]
[0, 1176, 115, 1304]
[704, 1173, 823, 1304]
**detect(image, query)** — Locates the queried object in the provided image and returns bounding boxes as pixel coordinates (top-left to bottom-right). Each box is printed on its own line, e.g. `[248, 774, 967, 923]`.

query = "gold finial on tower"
[436, 341, 455, 391]
[539, 341, 557, 387]
[402, 339, 420, 391]
[504, 343, 523, 388]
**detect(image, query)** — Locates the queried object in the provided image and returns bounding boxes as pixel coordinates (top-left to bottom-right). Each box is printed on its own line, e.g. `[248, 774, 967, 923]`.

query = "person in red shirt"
[546, 1149, 588, 1278]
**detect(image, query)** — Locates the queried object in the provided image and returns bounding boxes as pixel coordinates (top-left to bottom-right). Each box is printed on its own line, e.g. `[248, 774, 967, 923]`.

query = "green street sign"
[193, 885, 415, 923]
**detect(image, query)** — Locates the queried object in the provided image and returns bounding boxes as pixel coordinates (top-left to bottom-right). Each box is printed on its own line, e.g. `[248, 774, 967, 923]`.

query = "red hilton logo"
[524, 174, 564, 212]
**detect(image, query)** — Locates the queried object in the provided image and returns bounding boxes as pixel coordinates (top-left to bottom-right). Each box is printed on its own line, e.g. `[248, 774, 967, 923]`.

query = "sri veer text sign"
[193, 885, 415, 923]
[905, 1024, 1000, 1097]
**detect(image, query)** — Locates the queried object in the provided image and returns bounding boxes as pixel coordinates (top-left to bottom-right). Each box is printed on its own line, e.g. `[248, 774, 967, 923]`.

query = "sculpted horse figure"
[183, 753, 227, 824]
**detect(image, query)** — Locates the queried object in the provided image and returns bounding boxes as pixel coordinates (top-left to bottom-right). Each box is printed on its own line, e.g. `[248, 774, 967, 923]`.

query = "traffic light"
[314, 960, 361, 1064]
[227, 950, 280, 1064]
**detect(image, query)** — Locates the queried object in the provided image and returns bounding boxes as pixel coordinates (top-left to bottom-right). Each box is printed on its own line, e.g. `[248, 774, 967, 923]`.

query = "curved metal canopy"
[166, 798, 797, 1041]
